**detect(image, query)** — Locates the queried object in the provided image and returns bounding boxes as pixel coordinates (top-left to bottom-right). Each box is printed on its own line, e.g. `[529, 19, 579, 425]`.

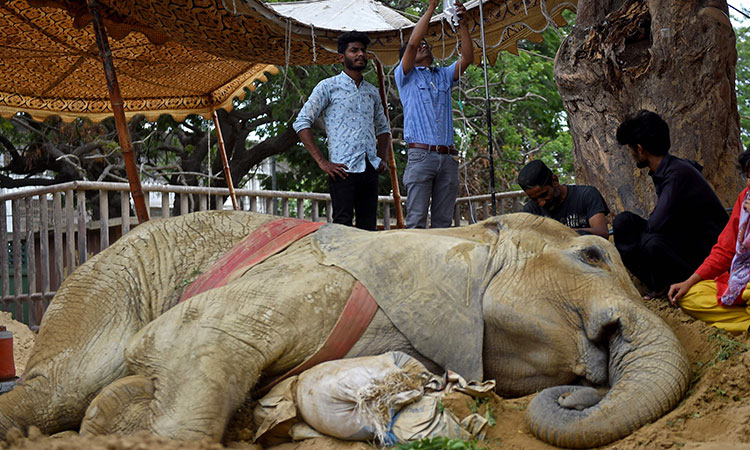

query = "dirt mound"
[3, 301, 750, 449]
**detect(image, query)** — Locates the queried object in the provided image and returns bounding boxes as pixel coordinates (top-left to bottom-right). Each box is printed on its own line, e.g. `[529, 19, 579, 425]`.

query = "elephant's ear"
[312, 224, 495, 381]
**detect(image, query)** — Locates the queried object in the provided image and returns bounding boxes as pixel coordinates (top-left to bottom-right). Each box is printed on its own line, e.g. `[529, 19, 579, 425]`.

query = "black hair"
[337, 31, 370, 54]
[517, 160, 553, 190]
[616, 110, 671, 156]
[739, 147, 750, 173]
[399, 44, 408, 60]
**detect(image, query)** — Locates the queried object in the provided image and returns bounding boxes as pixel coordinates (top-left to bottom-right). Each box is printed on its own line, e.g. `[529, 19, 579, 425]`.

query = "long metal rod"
[212, 111, 239, 210]
[477, 0, 497, 215]
[87, 0, 149, 223]
[374, 59, 405, 228]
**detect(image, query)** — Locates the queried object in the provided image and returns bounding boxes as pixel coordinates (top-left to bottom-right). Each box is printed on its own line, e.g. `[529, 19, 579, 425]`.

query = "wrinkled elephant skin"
[0, 211, 689, 448]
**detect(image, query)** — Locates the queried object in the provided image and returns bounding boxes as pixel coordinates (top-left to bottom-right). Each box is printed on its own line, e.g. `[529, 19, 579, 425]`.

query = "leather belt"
[408, 142, 458, 156]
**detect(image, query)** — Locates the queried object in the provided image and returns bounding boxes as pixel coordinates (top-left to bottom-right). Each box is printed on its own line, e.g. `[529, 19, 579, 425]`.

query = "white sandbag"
[295, 351, 430, 442]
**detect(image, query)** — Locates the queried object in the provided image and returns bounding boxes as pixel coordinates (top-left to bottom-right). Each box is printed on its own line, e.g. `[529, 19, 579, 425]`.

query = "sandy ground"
[1, 300, 749, 449]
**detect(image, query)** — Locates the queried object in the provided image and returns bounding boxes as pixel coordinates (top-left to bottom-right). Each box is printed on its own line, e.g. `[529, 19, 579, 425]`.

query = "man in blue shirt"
[294, 32, 391, 231]
[395, 0, 473, 228]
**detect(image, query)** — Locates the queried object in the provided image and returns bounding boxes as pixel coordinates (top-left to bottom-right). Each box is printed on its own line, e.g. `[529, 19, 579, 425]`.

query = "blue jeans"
[403, 148, 459, 228]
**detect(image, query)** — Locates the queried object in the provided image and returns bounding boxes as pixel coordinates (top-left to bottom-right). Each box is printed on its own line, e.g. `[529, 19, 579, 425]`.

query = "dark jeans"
[613, 211, 696, 293]
[329, 160, 379, 231]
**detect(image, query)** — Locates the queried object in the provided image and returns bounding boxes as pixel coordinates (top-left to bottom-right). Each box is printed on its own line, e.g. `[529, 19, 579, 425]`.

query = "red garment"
[695, 187, 749, 304]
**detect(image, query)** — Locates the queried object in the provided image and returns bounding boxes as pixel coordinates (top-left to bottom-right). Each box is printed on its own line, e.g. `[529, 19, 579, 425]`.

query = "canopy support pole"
[477, 0, 497, 215]
[212, 111, 239, 210]
[87, 0, 149, 224]
[374, 60, 405, 229]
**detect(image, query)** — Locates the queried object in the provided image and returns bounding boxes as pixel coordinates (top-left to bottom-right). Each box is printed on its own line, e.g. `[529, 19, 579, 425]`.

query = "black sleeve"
[581, 186, 610, 218]
[522, 201, 538, 214]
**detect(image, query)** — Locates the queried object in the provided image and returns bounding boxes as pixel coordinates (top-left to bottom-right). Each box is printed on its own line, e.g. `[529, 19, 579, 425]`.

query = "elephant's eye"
[580, 247, 604, 265]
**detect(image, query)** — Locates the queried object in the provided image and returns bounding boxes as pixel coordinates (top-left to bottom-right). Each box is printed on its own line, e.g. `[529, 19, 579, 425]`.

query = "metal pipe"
[87, 0, 149, 223]
[374, 59, 405, 228]
[477, 0, 497, 215]
[212, 111, 239, 210]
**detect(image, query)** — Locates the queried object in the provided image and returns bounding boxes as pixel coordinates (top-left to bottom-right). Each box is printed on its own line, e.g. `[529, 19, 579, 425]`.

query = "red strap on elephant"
[253, 280, 378, 397]
[179, 218, 324, 302]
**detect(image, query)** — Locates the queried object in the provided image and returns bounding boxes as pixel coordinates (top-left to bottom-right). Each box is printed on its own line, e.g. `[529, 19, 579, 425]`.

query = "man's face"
[629, 145, 649, 169]
[415, 40, 434, 66]
[341, 42, 368, 71]
[524, 181, 563, 211]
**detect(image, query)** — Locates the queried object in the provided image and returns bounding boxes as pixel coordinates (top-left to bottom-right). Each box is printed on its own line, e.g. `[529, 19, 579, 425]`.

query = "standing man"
[293, 31, 391, 231]
[395, 0, 474, 228]
[613, 110, 728, 298]
[518, 160, 610, 239]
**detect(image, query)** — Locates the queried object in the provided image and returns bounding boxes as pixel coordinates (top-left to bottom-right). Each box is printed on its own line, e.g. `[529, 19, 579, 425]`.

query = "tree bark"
[555, 0, 742, 216]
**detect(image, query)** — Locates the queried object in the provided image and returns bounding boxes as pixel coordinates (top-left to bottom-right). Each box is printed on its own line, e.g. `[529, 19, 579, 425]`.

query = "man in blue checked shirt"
[396, 0, 473, 228]
[294, 31, 391, 231]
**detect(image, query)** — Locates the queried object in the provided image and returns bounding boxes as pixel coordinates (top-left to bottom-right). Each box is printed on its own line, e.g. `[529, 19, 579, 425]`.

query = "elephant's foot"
[80, 375, 154, 436]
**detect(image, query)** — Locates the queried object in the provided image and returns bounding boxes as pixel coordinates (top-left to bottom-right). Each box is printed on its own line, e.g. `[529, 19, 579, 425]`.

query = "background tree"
[555, 0, 743, 217]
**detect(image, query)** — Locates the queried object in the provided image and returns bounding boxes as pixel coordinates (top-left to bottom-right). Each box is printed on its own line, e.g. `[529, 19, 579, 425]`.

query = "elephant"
[0, 210, 690, 448]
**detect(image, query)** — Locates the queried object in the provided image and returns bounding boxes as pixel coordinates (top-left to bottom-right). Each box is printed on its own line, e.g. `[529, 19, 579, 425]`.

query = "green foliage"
[736, 25, 750, 149]
[393, 437, 487, 450]
[707, 329, 749, 362]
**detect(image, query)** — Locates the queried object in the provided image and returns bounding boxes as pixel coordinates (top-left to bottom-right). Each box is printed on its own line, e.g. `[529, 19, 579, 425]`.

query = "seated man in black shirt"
[518, 160, 610, 239]
[613, 110, 728, 299]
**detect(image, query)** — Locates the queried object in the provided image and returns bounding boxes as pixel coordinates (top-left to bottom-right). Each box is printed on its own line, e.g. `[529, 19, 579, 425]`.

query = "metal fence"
[0, 181, 525, 326]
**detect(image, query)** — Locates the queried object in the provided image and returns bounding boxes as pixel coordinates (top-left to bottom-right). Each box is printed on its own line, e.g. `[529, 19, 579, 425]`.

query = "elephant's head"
[481, 213, 690, 448]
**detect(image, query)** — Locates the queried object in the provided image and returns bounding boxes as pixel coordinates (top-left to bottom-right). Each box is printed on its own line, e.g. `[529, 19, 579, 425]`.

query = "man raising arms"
[396, 0, 474, 228]
[294, 32, 391, 231]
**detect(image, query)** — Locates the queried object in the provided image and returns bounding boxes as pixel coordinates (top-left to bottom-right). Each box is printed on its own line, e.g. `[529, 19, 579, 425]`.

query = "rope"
[311, 24, 317, 63]
[207, 122, 212, 190]
[441, 19, 446, 59]
[282, 19, 291, 92]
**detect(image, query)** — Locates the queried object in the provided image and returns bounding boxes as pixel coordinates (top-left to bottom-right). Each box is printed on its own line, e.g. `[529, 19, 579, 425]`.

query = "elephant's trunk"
[525, 303, 690, 448]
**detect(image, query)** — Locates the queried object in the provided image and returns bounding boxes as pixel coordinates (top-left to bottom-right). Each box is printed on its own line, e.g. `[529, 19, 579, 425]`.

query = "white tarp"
[267, 0, 413, 31]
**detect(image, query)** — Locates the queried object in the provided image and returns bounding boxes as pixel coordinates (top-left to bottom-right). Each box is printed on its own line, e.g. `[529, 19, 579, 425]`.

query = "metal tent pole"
[374, 59, 405, 228]
[88, 0, 149, 224]
[477, 0, 497, 215]
[212, 111, 239, 210]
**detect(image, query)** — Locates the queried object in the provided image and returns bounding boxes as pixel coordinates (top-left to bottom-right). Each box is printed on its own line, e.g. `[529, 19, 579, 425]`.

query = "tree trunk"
[555, 0, 741, 216]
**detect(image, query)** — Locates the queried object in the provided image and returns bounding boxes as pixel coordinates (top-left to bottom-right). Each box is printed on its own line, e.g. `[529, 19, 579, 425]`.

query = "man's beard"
[636, 159, 649, 169]
[344, 57, 367, 71]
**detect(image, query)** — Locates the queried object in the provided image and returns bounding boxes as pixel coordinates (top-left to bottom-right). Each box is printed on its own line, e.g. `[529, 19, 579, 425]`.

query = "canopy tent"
[0, 0, 278, 123]
[10, 0, 575, 68]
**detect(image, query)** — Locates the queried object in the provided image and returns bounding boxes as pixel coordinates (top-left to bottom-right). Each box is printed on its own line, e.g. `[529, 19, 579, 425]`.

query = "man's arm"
[453, 1, 474, 81]
[376, 133, 390, 173]
[574, 213, 609, 239]
[401, 0, 439, 75]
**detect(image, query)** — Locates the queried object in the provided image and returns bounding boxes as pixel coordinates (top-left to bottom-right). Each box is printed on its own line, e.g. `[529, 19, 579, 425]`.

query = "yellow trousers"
[678, 280, 750, 333]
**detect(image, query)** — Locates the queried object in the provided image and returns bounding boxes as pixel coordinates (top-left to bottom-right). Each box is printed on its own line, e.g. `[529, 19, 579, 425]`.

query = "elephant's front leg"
[81, 260, 356, 440]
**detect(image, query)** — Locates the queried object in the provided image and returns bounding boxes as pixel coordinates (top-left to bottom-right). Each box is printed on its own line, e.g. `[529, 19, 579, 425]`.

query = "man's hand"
[318, 160, 349, 180]
[455, 1, 467, 23]
[429, 0, 439, 10]
[377, 160, 387, 173]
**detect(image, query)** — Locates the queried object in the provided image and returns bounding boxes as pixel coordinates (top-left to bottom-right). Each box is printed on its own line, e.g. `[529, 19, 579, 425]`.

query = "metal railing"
[1, 181, 524, 326]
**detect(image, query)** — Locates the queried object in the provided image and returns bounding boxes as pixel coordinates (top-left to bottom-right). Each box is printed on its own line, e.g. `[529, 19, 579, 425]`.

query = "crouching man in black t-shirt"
[517, 160, 610, 239]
